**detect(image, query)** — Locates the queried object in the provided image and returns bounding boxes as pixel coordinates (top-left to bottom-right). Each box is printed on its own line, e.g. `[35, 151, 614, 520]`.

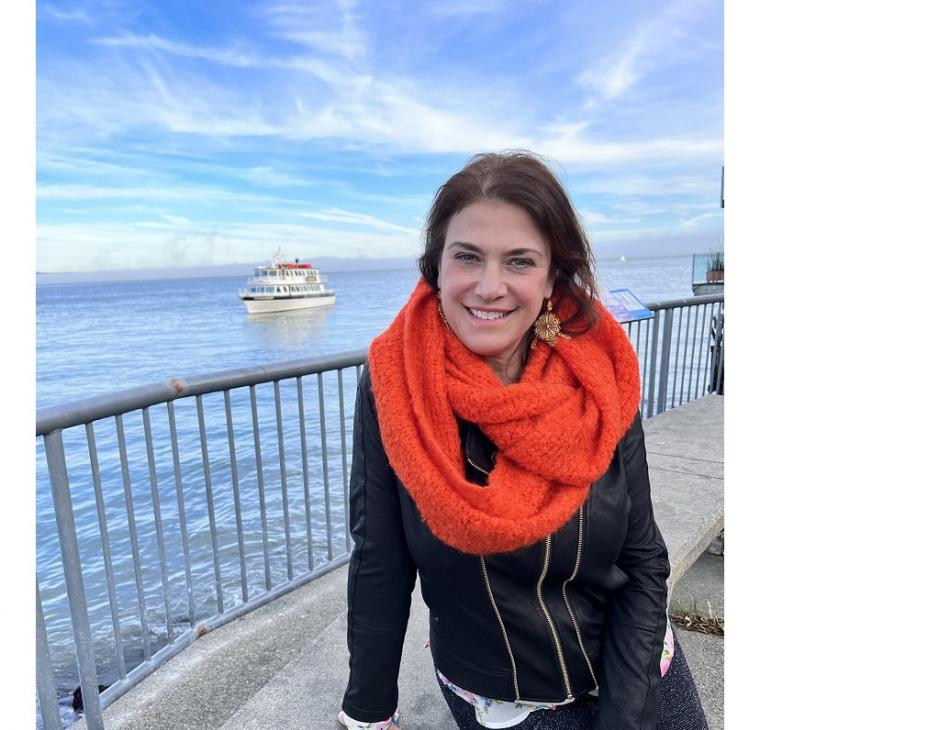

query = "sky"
[36, 0, 723, 273]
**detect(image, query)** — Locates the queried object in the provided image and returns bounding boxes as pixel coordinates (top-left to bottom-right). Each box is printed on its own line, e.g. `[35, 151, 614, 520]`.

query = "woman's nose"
[474, 264, 505, 299]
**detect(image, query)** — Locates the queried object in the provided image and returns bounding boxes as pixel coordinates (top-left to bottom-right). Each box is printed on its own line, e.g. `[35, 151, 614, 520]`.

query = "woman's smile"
[465, 306, 514, 321]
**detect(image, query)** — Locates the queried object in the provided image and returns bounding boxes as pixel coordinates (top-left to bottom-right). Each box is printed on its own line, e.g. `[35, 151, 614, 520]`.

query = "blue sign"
[604, 288, 653, 323]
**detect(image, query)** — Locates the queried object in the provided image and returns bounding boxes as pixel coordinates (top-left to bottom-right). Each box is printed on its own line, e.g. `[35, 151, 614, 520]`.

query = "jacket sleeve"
[593, 412, 671, 730]
[341, 367, 418, 722]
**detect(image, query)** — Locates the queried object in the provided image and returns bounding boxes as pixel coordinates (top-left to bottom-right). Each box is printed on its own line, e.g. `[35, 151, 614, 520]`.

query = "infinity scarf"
[368, 278, 640, 555]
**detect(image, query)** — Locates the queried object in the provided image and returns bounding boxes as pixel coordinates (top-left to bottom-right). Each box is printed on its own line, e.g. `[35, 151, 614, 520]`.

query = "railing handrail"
[643, 293, 723, 310]
[36, 294, 724, 436]
[36, 348, 370, 436]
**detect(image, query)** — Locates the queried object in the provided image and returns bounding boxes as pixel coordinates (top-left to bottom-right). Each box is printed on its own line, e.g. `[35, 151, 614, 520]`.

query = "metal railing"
[35, 294, 723, 729]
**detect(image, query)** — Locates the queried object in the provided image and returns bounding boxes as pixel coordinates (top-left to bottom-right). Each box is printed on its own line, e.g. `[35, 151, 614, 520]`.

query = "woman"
[339, 151, 708, 730]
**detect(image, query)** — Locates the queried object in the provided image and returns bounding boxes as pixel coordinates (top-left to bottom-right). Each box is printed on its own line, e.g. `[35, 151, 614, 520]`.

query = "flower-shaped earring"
[532, 299, 570, 348]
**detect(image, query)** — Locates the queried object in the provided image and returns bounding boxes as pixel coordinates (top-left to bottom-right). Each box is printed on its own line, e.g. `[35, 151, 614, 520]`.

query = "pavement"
[74, 395, 723, 730]
[671, 546, 724, 730]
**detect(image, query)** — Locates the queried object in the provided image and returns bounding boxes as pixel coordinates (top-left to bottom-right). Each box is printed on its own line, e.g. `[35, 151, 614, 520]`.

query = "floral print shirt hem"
[437, 670, 572, 728]
[437, 619, 675, 729]
[338, 708, 400, 729]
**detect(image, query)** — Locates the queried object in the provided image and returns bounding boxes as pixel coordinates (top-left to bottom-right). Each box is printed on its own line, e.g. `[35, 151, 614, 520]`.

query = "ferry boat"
[238, 254, 336, 314]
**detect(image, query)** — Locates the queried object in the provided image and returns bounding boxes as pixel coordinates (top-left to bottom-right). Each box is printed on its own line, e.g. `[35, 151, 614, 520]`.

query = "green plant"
[707, 250, 724, 272]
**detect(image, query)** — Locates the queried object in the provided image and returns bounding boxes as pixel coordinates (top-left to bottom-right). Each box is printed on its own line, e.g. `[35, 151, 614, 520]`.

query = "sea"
[35, 255, 695, 725]
[37, 257, 695, 408]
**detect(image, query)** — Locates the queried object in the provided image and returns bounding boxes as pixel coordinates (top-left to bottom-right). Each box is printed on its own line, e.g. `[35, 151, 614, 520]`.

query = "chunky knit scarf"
[368, 278, 640, 555]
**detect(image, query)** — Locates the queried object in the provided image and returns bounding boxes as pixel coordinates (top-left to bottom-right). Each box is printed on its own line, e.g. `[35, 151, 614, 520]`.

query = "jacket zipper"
[465, 455, 490, 477]
[467, 453, 572, 698]
[466, 455, 522, 700]
[479, 556, 521, 700]
[562, 505, 598, 689]
[538, 535, 573, 698]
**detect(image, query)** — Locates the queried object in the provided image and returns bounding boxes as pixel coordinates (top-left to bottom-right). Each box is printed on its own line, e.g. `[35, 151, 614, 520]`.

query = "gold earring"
[437, 290, 450, 328]
[532, 299, 570, 348]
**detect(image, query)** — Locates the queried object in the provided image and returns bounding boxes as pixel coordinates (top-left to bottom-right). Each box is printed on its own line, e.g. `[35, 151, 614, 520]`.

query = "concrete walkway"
[77, 395, 723, 730]
[672, 549, 724, 730]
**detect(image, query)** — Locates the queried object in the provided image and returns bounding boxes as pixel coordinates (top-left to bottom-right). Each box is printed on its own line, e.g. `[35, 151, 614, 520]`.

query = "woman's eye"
[509, 258, 535, 269]
[454, 252, 479, 263]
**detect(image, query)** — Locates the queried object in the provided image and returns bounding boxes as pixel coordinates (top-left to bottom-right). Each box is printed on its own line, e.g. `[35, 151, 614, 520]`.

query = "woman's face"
[437, 200, 554, 382]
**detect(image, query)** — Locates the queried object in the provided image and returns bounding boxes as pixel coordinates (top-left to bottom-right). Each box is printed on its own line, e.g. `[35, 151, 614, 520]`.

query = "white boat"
[238, 255, 336, 314]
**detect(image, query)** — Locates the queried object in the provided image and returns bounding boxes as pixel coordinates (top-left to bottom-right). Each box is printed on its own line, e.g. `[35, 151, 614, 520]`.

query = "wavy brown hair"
[418, 150, 598, 335]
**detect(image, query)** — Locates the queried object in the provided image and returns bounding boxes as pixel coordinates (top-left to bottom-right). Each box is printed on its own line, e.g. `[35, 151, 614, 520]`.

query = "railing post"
[656, 307, 675, 415]
[36, 582, 63, 730]
[646, 311, 660, 418]
[44, 429, 104, 729]
[711, 309, 725, 394]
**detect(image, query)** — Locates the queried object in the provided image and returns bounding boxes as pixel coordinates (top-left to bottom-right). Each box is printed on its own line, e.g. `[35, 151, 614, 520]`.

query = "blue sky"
[36, 0, 723, 272]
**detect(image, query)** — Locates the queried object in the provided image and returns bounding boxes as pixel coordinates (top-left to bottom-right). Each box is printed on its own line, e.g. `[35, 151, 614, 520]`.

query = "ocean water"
[37, 257, 694, 408]
[35, 256, 696, 723]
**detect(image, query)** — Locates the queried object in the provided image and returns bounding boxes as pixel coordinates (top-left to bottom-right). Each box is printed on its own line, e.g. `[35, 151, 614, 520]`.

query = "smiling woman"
[337, 151, 709, 730]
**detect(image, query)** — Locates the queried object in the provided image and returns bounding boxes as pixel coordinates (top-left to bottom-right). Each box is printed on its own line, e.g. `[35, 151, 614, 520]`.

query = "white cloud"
[37, 219, 422, 271]
[258, 0, 367, 62]
[534, 135, 722, 167]
[92, 30, 372, 92]
[296, 208, 420, 235]
[429, 0, 508, 17]
[37, 150, 163, 179]
[162, 214, 193, 226]
[237, 166, 313, 188]
[93, 32, 260, 67]
[38, 183, 241, 202]
[573, 174, 720, 197]
[577, 0, 711, 105]
[579, 210, 611, 225]
[39, 57, 282, 139]
[41, 5, 92, 23]
[46, 16, 718, 165]
[677, 211, 721, 229]
[41, 32, 525, 155]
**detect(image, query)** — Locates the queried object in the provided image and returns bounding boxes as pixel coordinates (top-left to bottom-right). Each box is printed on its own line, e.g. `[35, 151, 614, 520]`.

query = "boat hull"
[241, 294, 336, 314]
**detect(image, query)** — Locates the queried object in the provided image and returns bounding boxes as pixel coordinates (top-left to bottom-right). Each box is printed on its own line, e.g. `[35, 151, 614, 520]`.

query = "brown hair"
[418, 150, 598, 334]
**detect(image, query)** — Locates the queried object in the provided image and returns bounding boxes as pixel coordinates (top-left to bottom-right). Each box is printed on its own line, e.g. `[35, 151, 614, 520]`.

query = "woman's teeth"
[468, 308, 509, 320]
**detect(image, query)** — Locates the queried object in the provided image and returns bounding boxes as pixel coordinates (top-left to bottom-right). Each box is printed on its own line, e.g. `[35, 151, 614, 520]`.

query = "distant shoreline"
[36, 252, 694, 286]
[35, 257, 420, 285]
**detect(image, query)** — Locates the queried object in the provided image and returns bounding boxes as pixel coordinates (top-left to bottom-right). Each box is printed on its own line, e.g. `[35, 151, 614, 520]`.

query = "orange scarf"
[368, 279, 640, 555]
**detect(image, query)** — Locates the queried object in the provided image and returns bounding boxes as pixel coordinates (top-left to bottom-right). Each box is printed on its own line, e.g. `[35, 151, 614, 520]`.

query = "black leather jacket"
[342, 367, 670, 729]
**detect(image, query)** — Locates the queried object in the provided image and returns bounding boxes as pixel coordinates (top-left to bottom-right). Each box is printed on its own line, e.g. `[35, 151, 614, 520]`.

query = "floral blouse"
[340, 620, 675, 730]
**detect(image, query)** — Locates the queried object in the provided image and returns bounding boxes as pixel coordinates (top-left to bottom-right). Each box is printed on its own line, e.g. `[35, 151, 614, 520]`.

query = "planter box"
[707, 270, 724, 283]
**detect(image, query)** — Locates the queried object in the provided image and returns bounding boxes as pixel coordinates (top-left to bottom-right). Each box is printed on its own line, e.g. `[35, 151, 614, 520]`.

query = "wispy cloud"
[677, 211, 721, 229]
[535, 135, 722, 167]
[257, 0, 367, 62]
[37, 183, 288, 203]
[578, 0, 713, 106]
[428, 0, 509, 17]
[38, 219, 422, 271]
[236, 167, 314, 188]
[579, 210, 612, 225]
[296, 208, 420, 235]
[41, 4, 92, 23]
[93, 32, 261, 67]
